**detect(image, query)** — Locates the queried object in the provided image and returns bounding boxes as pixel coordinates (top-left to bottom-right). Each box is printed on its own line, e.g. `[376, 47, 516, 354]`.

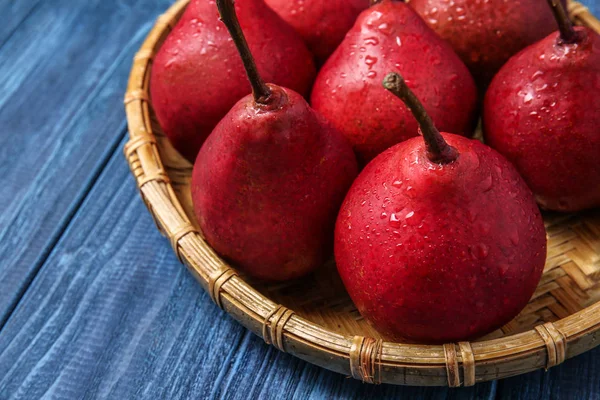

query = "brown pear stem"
[383, 73, 458, 165]
[547, 0, 578, 44]
[216, 0, 272, 104]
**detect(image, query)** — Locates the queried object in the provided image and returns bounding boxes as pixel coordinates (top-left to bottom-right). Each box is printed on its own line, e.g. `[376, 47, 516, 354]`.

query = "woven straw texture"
[124, 0, 600, 386]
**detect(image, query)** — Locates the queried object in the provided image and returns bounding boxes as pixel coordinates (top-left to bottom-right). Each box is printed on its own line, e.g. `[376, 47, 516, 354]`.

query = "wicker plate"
[124, 0, 600, 386]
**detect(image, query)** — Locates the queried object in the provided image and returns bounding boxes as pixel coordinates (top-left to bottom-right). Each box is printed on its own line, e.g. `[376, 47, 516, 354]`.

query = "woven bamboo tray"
[124, 0, 600, 386]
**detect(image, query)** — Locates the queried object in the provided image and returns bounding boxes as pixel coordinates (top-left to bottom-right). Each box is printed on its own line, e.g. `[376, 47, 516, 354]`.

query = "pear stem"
[547, 0, 578, 44]
[216, 0, 272, 104]
[383, 73, 458, 165]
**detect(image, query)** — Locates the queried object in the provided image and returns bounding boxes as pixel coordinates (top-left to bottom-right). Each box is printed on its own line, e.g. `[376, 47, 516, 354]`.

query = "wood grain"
[0, 0, 175, 325]
[0, 0, 42, 50]
[0, 144, 245, 399]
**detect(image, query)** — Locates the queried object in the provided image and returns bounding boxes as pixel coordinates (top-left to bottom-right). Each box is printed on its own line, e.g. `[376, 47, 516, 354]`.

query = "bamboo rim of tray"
[123, 0, 600, 386]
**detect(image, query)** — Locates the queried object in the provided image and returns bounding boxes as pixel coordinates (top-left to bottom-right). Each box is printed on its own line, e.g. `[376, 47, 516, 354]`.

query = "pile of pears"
[151, 0, 600, 343]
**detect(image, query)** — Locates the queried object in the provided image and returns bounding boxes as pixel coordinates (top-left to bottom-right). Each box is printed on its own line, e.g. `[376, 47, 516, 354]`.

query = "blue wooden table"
[1, 1, 599, 399]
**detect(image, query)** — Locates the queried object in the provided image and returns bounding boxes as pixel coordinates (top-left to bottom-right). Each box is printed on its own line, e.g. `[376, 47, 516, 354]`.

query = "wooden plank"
[588, 0, 599, 16]
[0, 144, 245, 399]
[0, 0, 174, 324]
[0, 146, 497, 399]
[0, 0, 43, 49]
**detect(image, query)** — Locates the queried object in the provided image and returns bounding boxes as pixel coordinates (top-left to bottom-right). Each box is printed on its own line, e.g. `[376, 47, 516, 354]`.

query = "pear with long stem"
[150, 0, 315, 162]
[333, 72, 546, 343]
[191, 0, 357, 281]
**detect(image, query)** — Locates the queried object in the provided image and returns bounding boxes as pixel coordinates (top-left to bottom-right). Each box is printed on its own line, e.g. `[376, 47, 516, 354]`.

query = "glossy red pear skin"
[409, 0, 564, 87]
[311, 1, 477, 166]
[151, 0, 315, 162]
[264, 0, 370, 64]
[192, 86, 358, 281]
[335, 134, 547, 343]
[484, 27, 600, 212]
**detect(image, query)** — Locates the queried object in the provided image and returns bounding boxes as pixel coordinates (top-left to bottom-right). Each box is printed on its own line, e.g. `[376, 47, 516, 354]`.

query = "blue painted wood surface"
[0, 0, 173, 325]
[0, 1, 599, 398]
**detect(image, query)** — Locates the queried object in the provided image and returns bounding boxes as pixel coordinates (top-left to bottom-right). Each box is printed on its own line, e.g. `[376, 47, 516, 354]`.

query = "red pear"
[264, 0, 370, 65]
[334, 73, 546, 343]
[151, 0, 315, 162]
[409, 0, 565, 87]
[192, 0, 358, 281]
[484, 0, 600, 212]
[311, 0, 477, 166]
